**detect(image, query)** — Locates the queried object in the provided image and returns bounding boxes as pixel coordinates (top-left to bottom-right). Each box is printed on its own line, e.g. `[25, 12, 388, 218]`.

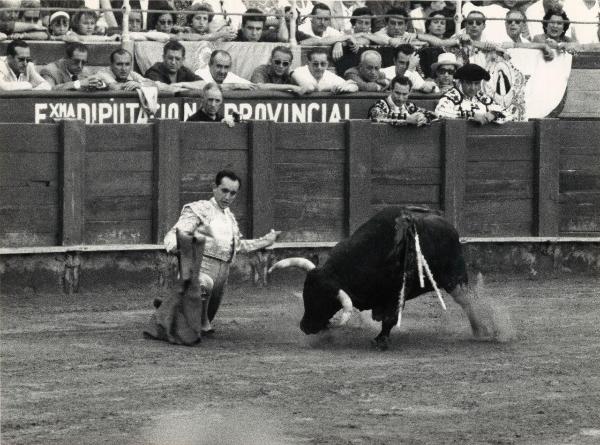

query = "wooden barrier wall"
[1, 119, 599, 248]
[559, 120, 600, 235]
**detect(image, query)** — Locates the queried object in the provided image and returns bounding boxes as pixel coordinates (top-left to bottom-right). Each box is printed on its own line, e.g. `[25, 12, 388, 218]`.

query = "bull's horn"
[336, 289, 354, 326]
[268, 258, 316, 274]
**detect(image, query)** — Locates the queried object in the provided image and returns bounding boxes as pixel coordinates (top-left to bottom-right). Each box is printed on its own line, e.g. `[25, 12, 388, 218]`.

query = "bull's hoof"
[371, 337, 389, 351]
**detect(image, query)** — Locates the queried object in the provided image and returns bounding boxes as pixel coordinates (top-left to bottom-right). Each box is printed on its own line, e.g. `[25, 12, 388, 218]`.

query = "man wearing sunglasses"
[463, 11, 488, 42]
[0, 39, 49, 90]
[430, 52, 461, 94]
[498, 9, 555, 60]
[250, 46, 306, 94]
[292, 47, 358, 94]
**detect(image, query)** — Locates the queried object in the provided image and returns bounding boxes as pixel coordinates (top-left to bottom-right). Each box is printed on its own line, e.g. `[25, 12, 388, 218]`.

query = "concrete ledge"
[1, 239, 599, 295]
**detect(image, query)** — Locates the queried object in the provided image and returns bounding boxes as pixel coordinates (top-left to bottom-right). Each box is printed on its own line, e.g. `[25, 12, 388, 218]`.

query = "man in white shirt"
[96, 48, 157, 91]
[462, 0, 513, 43]
[382, 44, 437, 93]
[500, 8, 555, 59]
[291, 47, 358, 93]
[0, 39, 50, 91]
[195, 50, 256, 91]
[374, 7, 416, 46]
[298, 2, 347, 43]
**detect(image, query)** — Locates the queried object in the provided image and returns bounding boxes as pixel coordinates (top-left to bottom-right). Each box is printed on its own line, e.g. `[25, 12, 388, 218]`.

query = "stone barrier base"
[1, 238, 599, 295]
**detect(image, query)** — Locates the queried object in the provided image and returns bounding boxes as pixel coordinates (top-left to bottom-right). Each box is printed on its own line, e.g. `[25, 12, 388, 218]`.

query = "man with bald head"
[343, 50, 390, 92]
[195, 50, 256, 91]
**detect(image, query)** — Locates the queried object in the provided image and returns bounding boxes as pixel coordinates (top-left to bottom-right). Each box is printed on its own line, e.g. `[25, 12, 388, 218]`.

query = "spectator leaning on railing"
[20, 0, 40, 24]
[0, 39, 50, 90]
[195, 49, 256, 90]
[233, 7, 287, 42]
[144, 40, 205, 89]
[71, 7, 119, 41]
[178, 2, 237, 41]
[374, 7, 415, 47]
[0, 0, 48, 40]
[96, 48, 157, 91]
[340, 7, 393, 47]
[297, 2, 358, 61]
[40, 41, 105, 90]
[382, 44, 437, 94]
[499, 8, 555, 61]
[344, 50, 390, 92]
[291, 47, 358, 94]
[47, 11, 80, 41]
[250, 45, 306, 94]
[532, 8, 576, 43]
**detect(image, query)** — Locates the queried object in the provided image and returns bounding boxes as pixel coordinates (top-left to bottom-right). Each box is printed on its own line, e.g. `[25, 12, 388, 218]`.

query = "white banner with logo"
[481, 48, 572, 121]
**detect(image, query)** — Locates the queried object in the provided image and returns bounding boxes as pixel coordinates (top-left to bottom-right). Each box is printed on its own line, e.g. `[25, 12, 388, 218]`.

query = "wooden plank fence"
[0, 119, 598, 248]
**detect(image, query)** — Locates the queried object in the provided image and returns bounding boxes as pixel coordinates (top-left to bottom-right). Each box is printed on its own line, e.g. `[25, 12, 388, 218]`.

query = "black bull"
[269, 207, 509, 349]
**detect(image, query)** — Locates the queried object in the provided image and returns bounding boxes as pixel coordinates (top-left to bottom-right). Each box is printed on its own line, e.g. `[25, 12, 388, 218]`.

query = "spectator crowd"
[1, 0, 600, 123]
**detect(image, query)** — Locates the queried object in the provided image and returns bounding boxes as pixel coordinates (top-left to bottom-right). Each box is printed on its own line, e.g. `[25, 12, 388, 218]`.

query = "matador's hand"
[263, 229, 281, 245]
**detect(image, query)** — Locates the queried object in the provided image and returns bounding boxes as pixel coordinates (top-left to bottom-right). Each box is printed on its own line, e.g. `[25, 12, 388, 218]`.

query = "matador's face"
[213, 177, 240, 210]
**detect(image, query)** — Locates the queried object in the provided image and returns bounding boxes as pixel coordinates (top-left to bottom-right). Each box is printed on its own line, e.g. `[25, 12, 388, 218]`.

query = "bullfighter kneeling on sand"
[144, 170, 280, 345]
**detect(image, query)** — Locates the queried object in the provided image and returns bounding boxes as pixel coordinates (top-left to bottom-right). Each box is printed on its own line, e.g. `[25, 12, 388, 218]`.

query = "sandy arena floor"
[2, 274, 600, 445]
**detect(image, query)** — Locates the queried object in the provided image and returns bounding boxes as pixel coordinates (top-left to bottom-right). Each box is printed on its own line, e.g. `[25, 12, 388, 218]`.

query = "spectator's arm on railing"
[343, 68, 383, 92]
[0, 79, 34, 91]
[254, 83, 307, 95]
[355, 32, 393, 46]
[332, 79, 359, 95]
[299, 34, 352, 46]
[170, 80, 208, 90]
[10, 21, 47, 33]
[9, 31, 50, 40]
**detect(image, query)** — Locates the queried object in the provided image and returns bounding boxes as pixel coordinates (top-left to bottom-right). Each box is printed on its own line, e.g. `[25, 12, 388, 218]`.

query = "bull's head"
[268, 258, 354, 334]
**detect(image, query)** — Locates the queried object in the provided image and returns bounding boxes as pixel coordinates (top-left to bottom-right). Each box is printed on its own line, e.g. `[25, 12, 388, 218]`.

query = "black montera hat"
[454, 63, 490, 81]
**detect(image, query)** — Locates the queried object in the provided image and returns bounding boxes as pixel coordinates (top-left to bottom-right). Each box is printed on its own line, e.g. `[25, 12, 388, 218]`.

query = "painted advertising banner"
[0, 92, 439, 123]
[0, 95, 181, 124]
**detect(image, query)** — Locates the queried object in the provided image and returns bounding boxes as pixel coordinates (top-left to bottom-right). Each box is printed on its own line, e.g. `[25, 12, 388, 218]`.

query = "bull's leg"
[371, 316, 397, 351]
[449, 282, 513, 341]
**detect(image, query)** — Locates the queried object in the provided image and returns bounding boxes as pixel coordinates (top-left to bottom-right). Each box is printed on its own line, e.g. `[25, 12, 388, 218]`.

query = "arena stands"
[0, 0, 598, 121]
